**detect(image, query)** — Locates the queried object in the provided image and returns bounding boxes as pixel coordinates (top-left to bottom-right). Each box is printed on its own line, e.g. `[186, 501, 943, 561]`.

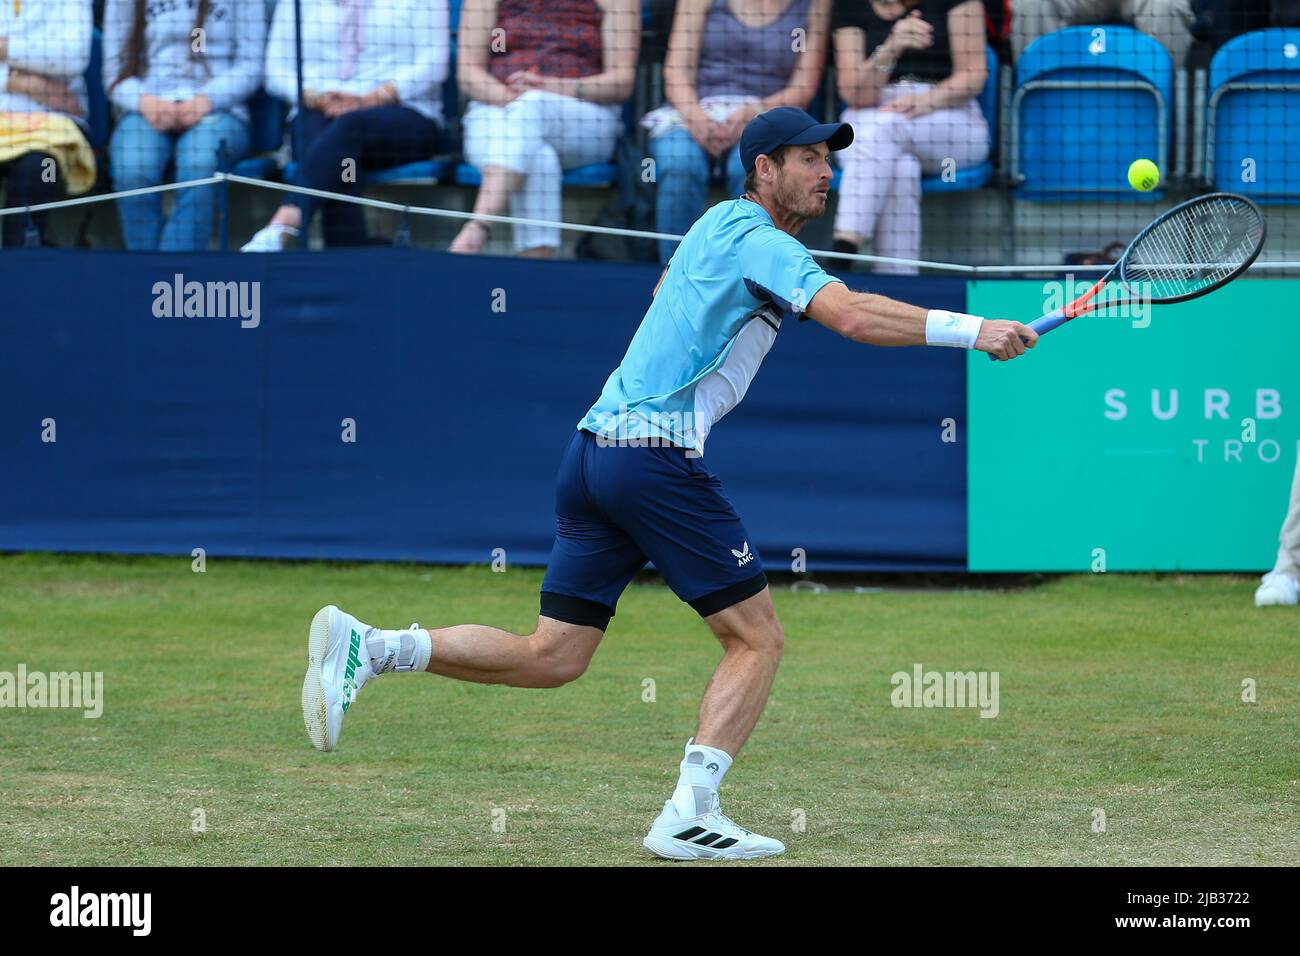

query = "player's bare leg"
[643, 587, 787, 860]
[302, 606, 601, 751]
[421, 616, 603, 687]
[694, 587, 784, 757]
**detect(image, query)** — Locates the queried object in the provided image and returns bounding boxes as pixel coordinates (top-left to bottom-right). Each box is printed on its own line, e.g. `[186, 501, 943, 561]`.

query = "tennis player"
[301, 107, 1037, 860]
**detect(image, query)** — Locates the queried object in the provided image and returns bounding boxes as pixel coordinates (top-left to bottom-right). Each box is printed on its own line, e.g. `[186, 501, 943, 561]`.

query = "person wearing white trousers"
[450, 0, 639, 256]
[460, 91, 624, 253]
[1256, 452, 1300, 606]
[1011, 0, 1196, 66]
[830, 0, 989, 275]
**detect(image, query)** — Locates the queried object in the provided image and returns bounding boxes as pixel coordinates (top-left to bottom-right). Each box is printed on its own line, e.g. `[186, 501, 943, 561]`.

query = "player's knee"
[716, 617, 784, 660]
[529, 658, 588, 688]
[766, 621, 786, 661]
[747, 625, 785, 661]
[526, 634, 591, 688]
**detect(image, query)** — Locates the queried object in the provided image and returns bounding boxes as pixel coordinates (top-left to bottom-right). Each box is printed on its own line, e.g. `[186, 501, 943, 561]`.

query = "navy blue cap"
[739, 107, 853, 175]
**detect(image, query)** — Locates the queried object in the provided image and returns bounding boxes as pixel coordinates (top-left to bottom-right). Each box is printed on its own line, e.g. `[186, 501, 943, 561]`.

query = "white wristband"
[925, 309, 984, 349]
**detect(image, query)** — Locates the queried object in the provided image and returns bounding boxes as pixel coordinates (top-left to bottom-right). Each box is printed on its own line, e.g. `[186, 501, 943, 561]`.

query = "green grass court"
[1, 553, 1296, 866]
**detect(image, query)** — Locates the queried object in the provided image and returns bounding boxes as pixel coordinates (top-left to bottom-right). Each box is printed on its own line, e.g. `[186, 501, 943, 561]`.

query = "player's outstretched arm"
[804, 281, 1038, 360]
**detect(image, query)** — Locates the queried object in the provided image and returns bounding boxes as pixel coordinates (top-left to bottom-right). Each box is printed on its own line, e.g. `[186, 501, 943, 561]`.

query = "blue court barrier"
[0, 250, 967, 572]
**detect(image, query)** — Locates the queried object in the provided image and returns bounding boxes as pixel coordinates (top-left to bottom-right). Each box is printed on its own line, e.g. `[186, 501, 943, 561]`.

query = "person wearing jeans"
[643, 0, 831, 263]
[108, 110, 250, 250]
[648, 126, 746, 259]
[104, 0, 264, 251]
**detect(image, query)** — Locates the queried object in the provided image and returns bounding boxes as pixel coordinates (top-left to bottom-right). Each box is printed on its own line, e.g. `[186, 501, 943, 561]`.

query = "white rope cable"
[218, 174, 966, 269]
[2, 173, 1297, 274]
[0, 176, 224, 216]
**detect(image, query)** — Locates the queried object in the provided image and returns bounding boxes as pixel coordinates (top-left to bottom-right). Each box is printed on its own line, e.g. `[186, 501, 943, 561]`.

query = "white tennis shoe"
[1255, 571, 1300, 607]
[643, 793, 786, 861]
[241, 222, 298, 252]
[302, 605, 374, 752]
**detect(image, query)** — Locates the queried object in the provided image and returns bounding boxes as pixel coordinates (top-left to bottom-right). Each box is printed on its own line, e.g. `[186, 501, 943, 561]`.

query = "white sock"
[669, 738, 733, 819]
[365, 625, 432, 675]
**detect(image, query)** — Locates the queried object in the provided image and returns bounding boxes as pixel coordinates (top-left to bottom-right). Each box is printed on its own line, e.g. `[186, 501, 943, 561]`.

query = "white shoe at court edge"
[301, 605, 375, 752]
[643, 793, 786, 861]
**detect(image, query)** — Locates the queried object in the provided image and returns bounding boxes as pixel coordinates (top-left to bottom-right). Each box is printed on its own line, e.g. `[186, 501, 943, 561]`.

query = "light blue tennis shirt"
[578, 197, 840, 455]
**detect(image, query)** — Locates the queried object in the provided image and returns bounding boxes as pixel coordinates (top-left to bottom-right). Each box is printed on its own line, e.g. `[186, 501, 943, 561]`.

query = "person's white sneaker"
[241, 222, 298, 252]
[1255, 570, 1300, 607]
[643, 793, 786, 861]
[302, 605, 374, 752]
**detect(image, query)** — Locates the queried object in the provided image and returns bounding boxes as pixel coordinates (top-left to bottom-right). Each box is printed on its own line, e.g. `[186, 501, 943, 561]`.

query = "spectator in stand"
[0, 0, 93, 248]
[449, 0, 639, 257]
[243, 0, 449, 251]
[830, 0, 988, 274]
[105, 0, 265, 251]
[644, 0, 831, 263]
[1011, 1, 1195, 65]
[1188, 2, 1291, 69]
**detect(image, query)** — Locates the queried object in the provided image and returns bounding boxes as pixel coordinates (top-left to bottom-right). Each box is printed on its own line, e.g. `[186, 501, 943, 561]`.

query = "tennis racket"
[990, 192, 1266, 361]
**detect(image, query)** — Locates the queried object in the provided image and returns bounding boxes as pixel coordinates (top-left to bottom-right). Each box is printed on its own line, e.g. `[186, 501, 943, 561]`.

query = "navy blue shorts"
[539, 429, 768, 631]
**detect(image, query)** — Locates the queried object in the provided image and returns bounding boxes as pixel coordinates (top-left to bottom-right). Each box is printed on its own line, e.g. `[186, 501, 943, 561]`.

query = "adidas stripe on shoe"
[643, 796, 786, 861]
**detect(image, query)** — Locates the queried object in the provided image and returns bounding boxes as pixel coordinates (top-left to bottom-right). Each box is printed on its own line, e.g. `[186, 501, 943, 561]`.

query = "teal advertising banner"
[967, 279, 1299, 571]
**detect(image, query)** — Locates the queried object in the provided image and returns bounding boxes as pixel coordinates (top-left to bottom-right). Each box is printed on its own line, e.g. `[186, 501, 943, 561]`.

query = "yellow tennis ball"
[1128, 159, 1160, 192]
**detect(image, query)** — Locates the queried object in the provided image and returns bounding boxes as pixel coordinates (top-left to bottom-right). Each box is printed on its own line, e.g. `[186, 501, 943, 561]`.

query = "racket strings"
[1122, 195, 1264, 301]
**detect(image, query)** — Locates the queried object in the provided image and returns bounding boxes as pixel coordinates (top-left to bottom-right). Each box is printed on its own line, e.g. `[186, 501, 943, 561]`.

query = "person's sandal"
[450, 218, 492, 253]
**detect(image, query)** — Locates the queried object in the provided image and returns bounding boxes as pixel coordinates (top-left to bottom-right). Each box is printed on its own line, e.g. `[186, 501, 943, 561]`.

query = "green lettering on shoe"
[342, 628, 362, 713]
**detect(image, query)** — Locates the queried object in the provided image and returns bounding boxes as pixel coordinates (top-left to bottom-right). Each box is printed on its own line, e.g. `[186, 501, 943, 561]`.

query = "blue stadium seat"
[279, 157, 454, 186]
[1011, 25, 1172, 201]
[85, 28, 110, 151]
[454, 160, 616, 188]
[1206, 28, 1300, 203]
[365, 159, 454, 184]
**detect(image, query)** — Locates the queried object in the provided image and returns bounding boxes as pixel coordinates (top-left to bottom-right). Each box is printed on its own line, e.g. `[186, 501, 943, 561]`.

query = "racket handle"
[987, 308, 1067, 362]
[1030, 308, 1070, 335]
